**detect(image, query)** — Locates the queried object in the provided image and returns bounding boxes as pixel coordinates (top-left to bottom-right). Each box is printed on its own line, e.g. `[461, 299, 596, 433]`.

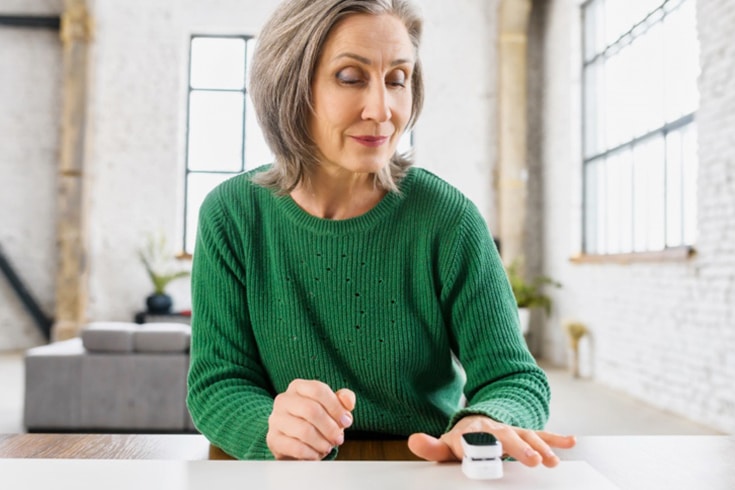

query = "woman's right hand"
[267, 379, 356, 460]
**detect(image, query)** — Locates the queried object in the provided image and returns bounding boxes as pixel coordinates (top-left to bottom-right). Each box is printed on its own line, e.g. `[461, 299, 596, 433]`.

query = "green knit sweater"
[186, 165, 550, 460]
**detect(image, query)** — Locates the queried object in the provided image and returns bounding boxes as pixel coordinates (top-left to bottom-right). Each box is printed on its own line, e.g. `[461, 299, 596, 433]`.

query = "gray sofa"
[24, 322, 196, 432]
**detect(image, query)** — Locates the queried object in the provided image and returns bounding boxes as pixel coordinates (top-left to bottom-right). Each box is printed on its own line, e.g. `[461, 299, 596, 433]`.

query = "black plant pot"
[146, 293, 173, 314]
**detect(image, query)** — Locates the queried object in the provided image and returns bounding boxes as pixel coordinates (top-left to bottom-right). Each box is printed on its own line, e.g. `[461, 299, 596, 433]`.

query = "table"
[0, 433, 419, 461]
[561, 435, 734, 489]
[1, 434, 733, 489]
[0, 434, 212, 460]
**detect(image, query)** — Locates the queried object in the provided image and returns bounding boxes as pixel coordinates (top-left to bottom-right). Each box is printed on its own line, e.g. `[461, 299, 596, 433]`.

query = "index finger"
[290, 380, 353, 429]
[335, 388, 356, 411]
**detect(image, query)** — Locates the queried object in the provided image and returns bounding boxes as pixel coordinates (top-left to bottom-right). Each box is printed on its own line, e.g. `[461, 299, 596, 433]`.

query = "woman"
[186, 0, 575, 463]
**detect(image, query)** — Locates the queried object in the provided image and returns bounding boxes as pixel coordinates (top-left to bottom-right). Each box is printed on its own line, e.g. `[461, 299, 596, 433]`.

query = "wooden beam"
[497, 0, 532, 267]
[53, 0, 93, 341]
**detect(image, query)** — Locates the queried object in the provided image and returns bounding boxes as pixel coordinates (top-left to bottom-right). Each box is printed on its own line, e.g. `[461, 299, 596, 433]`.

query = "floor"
[0, 351, 723, 436]
[541, 362, 724, 436]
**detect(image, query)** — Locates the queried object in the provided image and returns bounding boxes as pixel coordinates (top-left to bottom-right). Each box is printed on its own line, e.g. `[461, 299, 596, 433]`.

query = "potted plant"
[138, 233, 190, 314]
[563, 320, 589, 378]
[505, 259, 561, 335]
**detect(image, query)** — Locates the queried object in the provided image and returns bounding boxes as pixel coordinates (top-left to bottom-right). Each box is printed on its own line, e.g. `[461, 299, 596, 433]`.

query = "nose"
[361, 83, 392, 123]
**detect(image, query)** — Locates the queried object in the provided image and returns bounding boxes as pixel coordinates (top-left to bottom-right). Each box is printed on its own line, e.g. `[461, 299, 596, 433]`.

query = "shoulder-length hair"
[249, 0, 424, 194]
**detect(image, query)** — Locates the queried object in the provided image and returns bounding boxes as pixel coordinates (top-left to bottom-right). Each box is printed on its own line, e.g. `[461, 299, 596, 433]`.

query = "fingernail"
[340, 413, 353, 428]
[336, 433, 344, 445]
[524, 447, 539, 459]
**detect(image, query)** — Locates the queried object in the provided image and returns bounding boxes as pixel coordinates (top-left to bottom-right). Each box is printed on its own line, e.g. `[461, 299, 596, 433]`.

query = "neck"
[290, 170, 387, 220]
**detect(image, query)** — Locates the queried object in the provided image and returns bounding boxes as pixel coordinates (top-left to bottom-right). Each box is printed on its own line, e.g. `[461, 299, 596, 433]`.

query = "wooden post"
[498, 0, 532, 266]
[53, 0, 93, 341]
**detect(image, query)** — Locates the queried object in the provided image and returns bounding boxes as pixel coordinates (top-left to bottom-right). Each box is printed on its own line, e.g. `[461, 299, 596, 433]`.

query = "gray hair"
[248, 0, 424, 194]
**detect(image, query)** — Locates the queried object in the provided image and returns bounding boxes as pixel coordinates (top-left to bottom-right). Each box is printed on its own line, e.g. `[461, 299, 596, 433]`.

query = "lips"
[350, 135, 390, 147]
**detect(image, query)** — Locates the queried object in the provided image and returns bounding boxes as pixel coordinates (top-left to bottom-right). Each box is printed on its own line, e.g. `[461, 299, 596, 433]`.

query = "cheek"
[392, 96, 413, 129]
[314, 98, 356, 137]
[324, 93, 360, 124]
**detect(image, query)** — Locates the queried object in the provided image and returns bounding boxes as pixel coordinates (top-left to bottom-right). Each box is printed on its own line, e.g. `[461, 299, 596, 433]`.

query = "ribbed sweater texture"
[187, 165, 550, 460]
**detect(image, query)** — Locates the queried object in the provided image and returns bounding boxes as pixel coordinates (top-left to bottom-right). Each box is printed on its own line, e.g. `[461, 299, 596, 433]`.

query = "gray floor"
[542, 363, 723, 436]
[0, 351, 723, 436]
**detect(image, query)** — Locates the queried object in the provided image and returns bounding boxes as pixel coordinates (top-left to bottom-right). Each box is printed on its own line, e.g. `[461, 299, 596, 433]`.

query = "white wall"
[0, 0, 499, 350]
[0, 0, 63, 349]
[83, 0, 281, 329]
[540, 0, 735, 434]
[417, 0, 499, 228]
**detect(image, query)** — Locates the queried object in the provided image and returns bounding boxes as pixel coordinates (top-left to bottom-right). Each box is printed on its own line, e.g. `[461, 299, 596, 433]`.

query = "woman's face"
[309, 13, 415, 178]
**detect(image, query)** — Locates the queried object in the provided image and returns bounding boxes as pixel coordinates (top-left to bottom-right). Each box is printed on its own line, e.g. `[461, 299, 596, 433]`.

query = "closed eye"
[336, 67, 365, 85]
[387, 70, 407, 88]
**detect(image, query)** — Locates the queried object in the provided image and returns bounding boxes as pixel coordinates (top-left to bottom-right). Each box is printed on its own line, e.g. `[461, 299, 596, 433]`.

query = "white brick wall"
[540, 0, 735, 433]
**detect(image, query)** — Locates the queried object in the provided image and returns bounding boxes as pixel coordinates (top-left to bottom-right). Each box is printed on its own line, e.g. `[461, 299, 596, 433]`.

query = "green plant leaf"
[505, 258, 561, 315]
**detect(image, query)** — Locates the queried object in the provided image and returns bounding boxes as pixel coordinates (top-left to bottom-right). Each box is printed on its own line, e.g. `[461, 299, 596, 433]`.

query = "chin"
[351, 162, 390, 176]
[351, 154, 393, 173]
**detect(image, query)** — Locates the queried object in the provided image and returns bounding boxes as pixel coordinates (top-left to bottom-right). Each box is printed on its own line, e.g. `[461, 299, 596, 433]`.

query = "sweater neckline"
[276, 168, 416, 235]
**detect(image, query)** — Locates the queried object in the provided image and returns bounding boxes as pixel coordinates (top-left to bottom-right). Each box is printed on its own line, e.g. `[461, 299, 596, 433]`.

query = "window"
[581, 0, 699, 255]
[182, 35, 271, 255]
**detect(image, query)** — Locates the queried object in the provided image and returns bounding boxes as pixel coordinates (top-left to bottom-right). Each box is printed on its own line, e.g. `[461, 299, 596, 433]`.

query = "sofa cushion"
[133, 323, 191, 353]
[24, 337, 193, 432]
[26, 337, 86, 356]
[24, 338, 85, 429]
[81, 322, 138, 353]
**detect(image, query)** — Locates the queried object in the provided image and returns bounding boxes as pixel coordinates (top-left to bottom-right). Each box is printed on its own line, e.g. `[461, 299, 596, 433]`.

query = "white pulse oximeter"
[461, 432, 503, 480]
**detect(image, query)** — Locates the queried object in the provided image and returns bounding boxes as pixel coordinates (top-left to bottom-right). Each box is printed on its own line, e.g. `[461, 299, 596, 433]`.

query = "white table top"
[1, 434, 733, 489]
[0, 459, 618, 490]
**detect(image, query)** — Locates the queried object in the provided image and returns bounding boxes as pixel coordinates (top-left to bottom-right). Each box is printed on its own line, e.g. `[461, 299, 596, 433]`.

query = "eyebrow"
[333, 53, 414, 67]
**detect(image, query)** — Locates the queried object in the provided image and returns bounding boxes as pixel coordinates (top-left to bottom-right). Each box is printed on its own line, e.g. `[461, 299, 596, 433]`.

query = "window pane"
[188, 91, 244, 172]
[584, 60, 603, 158]
[583, 0, 605, 62]
[604, 0, 629, 46]
[606, 148, 634, 253]
[244, 94, 273, 168]
[681, 124, 698, 245]
[633, 135, 665, 252]
[666, 130, 683, 247]
[604, 44, 633, 148]
[596, 158, 607, 253]
[605, 152, 622, 254]
[584, 159, 602, 254]
[190, 37, 246, 90]
[246, 38, 257, 87]
[663, 0, 699, 122]
[630, 22, 664, 136]
[186, 173, 234, 253]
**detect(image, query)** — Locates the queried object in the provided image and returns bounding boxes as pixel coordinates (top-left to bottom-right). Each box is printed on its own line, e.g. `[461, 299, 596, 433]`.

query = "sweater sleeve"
[440, 203, 550, 431]
[186, 188, 276, 459]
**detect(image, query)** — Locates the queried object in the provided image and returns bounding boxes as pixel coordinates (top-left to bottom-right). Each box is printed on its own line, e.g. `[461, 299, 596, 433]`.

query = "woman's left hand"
[407, 415, 576, 467]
